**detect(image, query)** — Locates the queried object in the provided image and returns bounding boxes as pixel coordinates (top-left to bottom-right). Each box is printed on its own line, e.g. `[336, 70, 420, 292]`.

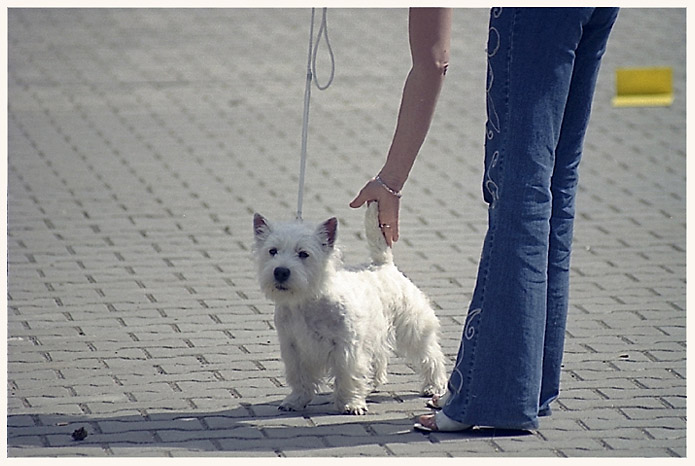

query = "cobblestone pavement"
[6, 8, 686, 457]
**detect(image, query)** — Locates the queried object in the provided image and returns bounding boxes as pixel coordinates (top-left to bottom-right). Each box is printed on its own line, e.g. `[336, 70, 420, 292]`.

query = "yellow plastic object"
[612, 67, 674, 107]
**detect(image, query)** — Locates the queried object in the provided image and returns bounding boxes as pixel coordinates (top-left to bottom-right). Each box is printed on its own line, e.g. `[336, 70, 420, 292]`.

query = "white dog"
[253, 202, 447, 415]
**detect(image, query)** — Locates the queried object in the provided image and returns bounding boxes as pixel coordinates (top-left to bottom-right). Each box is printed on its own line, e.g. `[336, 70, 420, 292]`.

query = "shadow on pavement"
[7, 393, 531, 455]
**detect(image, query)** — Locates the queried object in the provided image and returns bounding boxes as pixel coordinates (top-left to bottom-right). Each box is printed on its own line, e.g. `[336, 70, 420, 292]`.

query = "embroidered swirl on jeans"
[485, 13, 503, 209]
[464, 308, 483, 340]
[486, 26, 501, 141]
[484, 150, 500, 206]
[451, 367, 465, 395]
[447, 307, 483, 397]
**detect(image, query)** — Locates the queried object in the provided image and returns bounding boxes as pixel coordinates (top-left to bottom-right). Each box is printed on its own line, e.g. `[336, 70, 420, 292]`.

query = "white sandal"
[414, 411, 472, 433]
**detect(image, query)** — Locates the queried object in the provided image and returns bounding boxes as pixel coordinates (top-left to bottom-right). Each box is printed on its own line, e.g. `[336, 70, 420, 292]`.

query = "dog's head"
[253, 213, 338, 306]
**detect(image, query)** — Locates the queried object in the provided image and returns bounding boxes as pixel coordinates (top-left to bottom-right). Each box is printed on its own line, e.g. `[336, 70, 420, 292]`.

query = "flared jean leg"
[539, 7, 620, 415]
[443, 7, 618, 430]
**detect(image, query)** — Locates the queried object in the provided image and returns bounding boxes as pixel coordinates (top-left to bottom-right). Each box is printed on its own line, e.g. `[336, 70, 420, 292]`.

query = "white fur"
[253, 202, 447, 415]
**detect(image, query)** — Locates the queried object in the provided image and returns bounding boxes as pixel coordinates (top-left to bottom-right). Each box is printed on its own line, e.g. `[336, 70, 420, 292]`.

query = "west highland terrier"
[252, 202, 447, 415]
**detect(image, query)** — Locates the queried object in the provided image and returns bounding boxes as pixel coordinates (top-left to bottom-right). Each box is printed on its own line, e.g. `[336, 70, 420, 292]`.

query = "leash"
[297, 7, 335, 221]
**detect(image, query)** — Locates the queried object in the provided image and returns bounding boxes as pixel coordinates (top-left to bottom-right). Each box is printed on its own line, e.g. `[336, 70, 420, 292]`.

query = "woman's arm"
[350, 7, 452, 246]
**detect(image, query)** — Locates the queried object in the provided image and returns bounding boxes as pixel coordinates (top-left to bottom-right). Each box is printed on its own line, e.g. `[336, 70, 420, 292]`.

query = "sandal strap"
[427, 390, 450, 409]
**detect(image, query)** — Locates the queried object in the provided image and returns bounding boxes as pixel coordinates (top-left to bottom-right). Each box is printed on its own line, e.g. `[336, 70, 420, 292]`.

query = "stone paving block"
[48, 430, 158, 448]
[560, 447, 679, 458]
[282, 444, 391, 457]
[488, 449, 564, 457]
[143, 439, 220, 454]
[390, 438, 503, 456]
[103, 447, 175, 457]
[170, 448, 278, 458]
[643, 426, 689, 442]
[156, 426, 265, 443]
[381, 443, 451, 457]
[97, 417, 204, 435]
[10, 445, 113, 457]
[215, 436, 325, 455]
[602, 436, 685, 454]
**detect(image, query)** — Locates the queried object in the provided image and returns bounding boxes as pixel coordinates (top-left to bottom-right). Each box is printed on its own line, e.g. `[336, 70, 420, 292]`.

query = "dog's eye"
[298, 251, 310, 259]
[269, 248, 278, 256]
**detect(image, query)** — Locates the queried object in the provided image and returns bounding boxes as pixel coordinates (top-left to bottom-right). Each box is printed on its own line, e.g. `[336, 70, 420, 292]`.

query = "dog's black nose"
[274, 267, 291, 283]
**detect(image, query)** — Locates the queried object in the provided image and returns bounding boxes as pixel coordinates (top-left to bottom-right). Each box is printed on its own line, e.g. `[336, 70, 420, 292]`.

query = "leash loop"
[312, 8, 335, 91]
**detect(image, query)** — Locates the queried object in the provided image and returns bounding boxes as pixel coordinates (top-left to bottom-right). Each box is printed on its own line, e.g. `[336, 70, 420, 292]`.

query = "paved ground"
[6, 7, 686, 458]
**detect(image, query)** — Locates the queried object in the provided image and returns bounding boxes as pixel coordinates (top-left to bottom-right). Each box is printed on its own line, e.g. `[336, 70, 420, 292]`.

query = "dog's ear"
[318, 217, 338, 249]
[253, 213, 271, 241]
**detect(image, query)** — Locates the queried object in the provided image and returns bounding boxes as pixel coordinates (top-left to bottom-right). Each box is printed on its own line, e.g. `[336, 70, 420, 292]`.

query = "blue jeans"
[443, 7, 619, 430]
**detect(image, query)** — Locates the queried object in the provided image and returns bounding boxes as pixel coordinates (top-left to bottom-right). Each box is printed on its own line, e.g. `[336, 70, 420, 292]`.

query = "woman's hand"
[350, 178, 401, 247]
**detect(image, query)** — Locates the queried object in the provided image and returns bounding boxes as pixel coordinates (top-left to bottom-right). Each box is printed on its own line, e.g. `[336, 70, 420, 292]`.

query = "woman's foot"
[413, 410, 473, 432]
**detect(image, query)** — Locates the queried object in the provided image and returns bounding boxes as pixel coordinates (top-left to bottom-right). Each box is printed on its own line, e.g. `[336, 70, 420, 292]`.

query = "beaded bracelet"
[375, 175, 402, 199]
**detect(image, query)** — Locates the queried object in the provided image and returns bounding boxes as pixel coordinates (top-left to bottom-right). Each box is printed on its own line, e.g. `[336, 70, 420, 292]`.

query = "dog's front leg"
[332, 349, 371, 415]
[278, 338, 319, 412]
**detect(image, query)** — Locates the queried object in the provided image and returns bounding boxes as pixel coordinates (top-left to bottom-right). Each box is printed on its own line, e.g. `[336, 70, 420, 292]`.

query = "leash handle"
[312, 8, 335, 91]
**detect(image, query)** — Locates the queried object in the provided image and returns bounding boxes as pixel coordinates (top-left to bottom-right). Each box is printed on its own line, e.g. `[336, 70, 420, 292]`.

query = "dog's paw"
[279, 394, 310, 412]
[421, 383, 447, 398]
[278, 403, 299, 412]
[340, 403, 368, 415]
[421, 385, 439, 398]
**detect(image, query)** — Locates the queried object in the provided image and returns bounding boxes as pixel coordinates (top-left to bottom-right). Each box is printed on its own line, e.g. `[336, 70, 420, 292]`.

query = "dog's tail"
[365, 201, 394, 265]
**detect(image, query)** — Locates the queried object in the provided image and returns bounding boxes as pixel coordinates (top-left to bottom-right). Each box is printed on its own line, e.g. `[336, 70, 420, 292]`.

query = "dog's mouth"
[275, 284, 290, 291]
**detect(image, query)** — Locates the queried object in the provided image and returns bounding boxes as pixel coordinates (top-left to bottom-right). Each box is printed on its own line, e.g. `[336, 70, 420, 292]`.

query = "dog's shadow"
[8, 392, 531, 456]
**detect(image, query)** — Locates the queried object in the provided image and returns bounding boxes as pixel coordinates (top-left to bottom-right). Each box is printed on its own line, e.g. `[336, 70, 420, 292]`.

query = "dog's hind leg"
[416, 338, 448, 397]
[394, 308, 448, 397]
[372, 352, 388, 389]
